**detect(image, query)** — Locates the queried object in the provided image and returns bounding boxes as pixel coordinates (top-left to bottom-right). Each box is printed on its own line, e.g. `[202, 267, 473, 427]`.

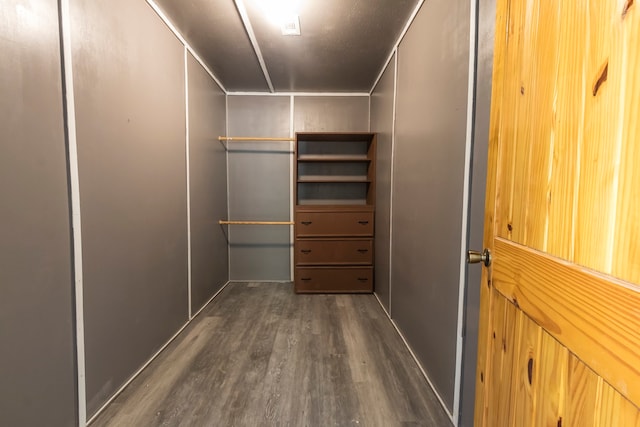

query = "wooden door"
[474, 0, 640, 425]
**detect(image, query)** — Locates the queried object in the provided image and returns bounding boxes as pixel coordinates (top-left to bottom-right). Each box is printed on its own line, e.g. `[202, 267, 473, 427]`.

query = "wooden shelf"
[297, 199, 369, 206]
[298, 175, 370, 183]
[297, 154, 371, 162]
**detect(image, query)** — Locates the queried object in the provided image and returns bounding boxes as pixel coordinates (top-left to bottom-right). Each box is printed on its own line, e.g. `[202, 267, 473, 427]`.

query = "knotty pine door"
[474, 0, 640, 425]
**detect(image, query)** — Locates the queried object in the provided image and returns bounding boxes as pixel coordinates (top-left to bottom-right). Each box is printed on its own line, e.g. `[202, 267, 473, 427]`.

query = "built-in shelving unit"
[294, 132, 376, 293]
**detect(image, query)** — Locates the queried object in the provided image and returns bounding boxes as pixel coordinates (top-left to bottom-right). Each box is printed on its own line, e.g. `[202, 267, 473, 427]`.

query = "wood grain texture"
[492, 238, 640, 407]
[477, 0, 640, 424]
[565, 353, 600, 427]
[509, 311, 540, 426]
[613, 1, 640, 284]
[534, 331, 568, 426]
[90, 282, 451, 427]
[473, 0, 509, 422]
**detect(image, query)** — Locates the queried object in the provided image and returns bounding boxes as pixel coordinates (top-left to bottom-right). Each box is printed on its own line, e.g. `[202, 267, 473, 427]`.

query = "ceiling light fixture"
[259, 0, 302, 35]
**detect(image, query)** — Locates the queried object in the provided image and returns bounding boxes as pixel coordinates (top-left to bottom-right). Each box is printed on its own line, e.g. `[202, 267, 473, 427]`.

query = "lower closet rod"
[219, 220, 294, 225]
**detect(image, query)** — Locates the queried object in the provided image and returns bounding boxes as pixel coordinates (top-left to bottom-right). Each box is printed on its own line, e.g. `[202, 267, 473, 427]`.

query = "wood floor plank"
[91, 283, 452, 427]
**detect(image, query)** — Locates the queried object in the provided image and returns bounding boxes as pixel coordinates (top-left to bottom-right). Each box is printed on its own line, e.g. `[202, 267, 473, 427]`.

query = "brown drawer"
[296, 211, 374, 237]
[295, 267, 373, 293]
[295, 239, 373, 265]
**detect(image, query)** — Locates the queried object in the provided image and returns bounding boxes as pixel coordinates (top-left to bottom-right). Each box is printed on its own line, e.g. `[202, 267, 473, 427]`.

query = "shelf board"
[297, 154, 370, 162]
[297, 199, 369, 206]
[298, 175, 370, 183]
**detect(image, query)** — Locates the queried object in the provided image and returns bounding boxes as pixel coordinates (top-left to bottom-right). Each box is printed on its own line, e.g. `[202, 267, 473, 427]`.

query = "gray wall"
[391, 0, 470, 412]
[226, 95, 369, 281]
[459, 0, 495, 425]
[227, 95, 292, 281]
[187, 53, 229, 312]
[0, 1, 77, 425]
[71, 0, 189, 414]
[370, 57, 396, 313]
[293, 96, 370, 132]
[70, 0, 228, 416]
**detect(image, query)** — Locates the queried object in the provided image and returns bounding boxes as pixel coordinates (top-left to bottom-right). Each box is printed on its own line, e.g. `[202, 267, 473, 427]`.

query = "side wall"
[370, 0, 472, 415]
[226, 95, 369, 281]
[0, 1, 77, 425]
[71, 0, 189, 413]
[0, 1, 229, 424]
[187, 53, 229, 313]
[370, 56, 396, 313]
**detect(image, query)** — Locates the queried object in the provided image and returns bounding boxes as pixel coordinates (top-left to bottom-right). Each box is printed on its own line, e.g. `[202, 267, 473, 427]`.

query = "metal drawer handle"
[357, 277, 368, 282]
[301, 249, 312, 254]
[357, 249, 369, 253]
[301, 221, 312, 225]
[358, 220, 369, 225]
[301, 277, 312, 281]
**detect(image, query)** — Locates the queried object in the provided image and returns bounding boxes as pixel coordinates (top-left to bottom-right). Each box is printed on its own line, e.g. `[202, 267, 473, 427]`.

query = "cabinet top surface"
[296, 132, 375, 141]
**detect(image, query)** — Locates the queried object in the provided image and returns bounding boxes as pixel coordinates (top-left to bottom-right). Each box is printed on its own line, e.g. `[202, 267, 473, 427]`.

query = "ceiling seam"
[233, 0, 275, 93]
[369, 0, 427, 94]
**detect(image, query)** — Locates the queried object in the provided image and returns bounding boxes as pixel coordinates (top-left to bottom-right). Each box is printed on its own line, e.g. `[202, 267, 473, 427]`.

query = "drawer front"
[295, 239, 373, 265]
[295, 267, 373, 293]
[296, 211, 374, 237]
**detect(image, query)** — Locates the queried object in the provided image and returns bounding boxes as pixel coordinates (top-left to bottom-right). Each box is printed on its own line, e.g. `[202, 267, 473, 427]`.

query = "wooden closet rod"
[219, 220, 294, 225]
[218, 136, 295, 142]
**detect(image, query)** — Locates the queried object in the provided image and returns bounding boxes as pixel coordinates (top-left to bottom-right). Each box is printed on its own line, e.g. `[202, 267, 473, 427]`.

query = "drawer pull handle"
[301, 249, 312, 254]
[358, 220, 369, 225]
[301, 277, 312, 281]
[301, 221, 312, 225]
[357, 249, 369, 253]
[357, 277, 368, 282]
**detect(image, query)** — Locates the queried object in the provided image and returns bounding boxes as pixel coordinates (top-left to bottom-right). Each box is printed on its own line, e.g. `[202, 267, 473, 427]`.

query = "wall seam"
[226, 95, 231, 280]
[185, 47, 193, 319]
[453, 0, 479, 424]
[369, 0, 426, 94]
[290, 95, 295, 282]
[145, 0, 227, 93]
[389, 48, 398, 318]
[58, 0, 86, 424]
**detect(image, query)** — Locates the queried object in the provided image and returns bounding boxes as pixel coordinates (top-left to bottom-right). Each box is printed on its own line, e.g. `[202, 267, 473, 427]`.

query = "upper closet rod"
[218, 136, 295, 142]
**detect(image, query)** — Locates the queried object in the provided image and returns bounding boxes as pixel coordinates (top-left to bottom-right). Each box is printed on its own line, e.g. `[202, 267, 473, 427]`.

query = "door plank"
[474, 0, 510, 424]
[534, 331, 568, 427]
[598, 380, 640, 427]
[507, 0, 535, 247]
[574, 0, 625, 274]
[613, 4, 640, 285]
[492, 237, 640, 406]
[494, 0, 524, 242]
[520, 0, 560, 252]
[565, 353, 600, 427]
[546, 1, 588, 261]
[509, 310, 541, 426]
[486, 294, 518, 426]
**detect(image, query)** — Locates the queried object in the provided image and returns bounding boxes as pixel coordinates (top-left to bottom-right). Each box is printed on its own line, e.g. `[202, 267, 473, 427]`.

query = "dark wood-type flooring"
[91, 282, 452, 427]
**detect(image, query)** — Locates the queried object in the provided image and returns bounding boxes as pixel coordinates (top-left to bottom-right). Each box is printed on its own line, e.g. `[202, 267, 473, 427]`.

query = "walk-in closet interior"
[2, 0, 494, 425]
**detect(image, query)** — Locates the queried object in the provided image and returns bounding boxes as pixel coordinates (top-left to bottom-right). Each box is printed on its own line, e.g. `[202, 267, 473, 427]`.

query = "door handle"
[301, 221, 312, 225]
[301, 249, 312, 254]
[467, 248, 491, 267]
[357, 249, 369, 253]
[358, 220, 369, 225]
